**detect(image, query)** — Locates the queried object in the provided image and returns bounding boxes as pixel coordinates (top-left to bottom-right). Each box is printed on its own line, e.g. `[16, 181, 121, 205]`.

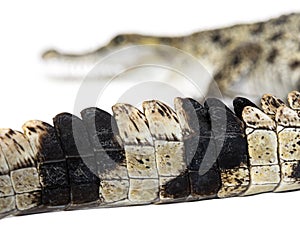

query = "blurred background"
[1, 0, 300, 233]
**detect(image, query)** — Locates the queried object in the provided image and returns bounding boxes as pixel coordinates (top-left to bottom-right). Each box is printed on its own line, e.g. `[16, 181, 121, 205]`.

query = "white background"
[1, 1, 300, 233]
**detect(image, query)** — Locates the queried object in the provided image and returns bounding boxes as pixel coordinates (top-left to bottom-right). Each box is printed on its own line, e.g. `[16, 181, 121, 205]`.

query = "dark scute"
[187, 136, 217, 172]
[36, 122, 71, 208]
[81, 107, 123, 151]
[205, 98, 248, 169]
[42, 187, 70, 207]
[190, 165, 221, 197]
[180, 98, 220, 193]
[39, 161, 69, 188]
[161, 171, 190, 199]
[184, 98, 211, 136]
[70, 183, 99, 204]
[89, 133, 121, 151]
[81, 107, 126, 175]
[292, 162, 300, 179]
[95, 150, 125, 175]
[179, 98, 201, 133]
[67, 157, 99, 185]
[53, 113, 94, 157]
[81, 108, 114, 135]
[38, 122, 65, 162]
[178, 98, 216, 172]
[233, 97, 258, 120]
[205, 98, 244, 135]
[215, 135, 248, 169]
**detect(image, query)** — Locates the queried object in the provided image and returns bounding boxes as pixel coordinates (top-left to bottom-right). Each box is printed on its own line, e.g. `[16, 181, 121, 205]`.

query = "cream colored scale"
[143, 100, 186, 201]
[241, 107, 280, 195]
[259, 92, 300, 192]
[0, 129, 41, 213]
[274, 92, 300, 192]
[0, 144, 15, 216]
[113, 104, 159, 204]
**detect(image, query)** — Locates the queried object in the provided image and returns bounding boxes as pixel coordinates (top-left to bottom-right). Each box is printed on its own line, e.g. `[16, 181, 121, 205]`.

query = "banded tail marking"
[143, 100, 188, 201]
[23, 121, 70, 209]
[205, 98, 250, 198]
[81, 108, 129, 205]
[112, 104, 159, 204]
[174, 98, 221, 200]
[0, 129, 41, 215]
[53, 113, 99, 208]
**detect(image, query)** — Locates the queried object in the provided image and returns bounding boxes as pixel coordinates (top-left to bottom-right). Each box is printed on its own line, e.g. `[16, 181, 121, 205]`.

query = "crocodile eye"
[112, 35, 126, 45]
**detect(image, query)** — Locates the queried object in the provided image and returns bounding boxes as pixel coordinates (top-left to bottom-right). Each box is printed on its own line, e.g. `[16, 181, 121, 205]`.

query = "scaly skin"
[43, 13, 300, 100]
[1, 90, 300, 219]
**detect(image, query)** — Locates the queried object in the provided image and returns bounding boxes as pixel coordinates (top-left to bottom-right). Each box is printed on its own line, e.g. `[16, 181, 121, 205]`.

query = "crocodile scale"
[1, 91, 300, 219]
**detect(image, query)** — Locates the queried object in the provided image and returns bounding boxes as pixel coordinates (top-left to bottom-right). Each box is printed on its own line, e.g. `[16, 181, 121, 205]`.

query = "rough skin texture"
[43, 13, 300, 100]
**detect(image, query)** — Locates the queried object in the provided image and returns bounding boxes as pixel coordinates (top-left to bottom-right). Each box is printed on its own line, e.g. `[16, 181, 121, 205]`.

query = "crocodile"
[42, 13, 300, 101]
[1, 90, 300, 219]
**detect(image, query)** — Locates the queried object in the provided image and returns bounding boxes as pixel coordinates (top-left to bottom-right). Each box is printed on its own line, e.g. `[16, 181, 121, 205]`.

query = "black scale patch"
[23, 121, 70, 209]
[158, 97, 250, 200]
[205, 98, 250, 197]
[174, 98, 221, 199]
[81, 108, 129, 205]
[3, 91, 300, 218]
[53, 113, 99, 207]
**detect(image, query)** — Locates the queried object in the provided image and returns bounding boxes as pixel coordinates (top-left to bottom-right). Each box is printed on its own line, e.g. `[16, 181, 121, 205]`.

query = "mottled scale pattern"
[81, 108, 129, 205]
[112, 104, 158, 204]
[0, 129, 41, 217]
[241, 105, 280, 195]
[274, 94, 300, 192]
[143, 100, 187, 202]
[2, 91, 300, 218]
[43, 13, 300, 103]
[23, 121, 70, 209]
[0, 144, 15, 218]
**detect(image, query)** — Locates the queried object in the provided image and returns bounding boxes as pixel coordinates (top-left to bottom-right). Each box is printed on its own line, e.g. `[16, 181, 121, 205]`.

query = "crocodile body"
[1, 91, 300, 219]
[43, 13, 300, 100]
